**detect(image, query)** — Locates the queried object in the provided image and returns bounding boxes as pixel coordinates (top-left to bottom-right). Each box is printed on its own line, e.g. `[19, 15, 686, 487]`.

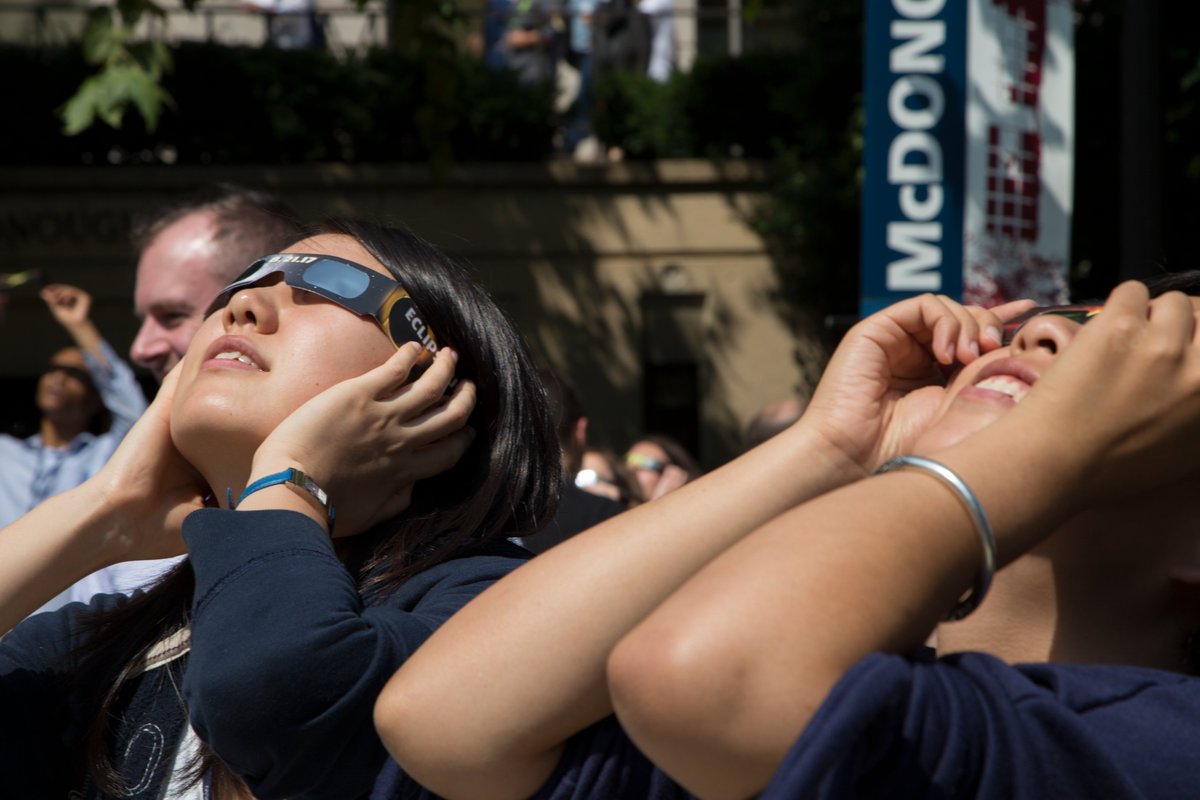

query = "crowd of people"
[2, 183, 1198, 799]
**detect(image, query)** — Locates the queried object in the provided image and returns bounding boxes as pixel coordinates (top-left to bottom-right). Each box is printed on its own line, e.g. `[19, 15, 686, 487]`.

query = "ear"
[572, 416, 588, 452]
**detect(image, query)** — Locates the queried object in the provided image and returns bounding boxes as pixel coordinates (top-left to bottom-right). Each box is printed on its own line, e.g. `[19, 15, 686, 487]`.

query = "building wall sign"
[861, 0, 1074, 315]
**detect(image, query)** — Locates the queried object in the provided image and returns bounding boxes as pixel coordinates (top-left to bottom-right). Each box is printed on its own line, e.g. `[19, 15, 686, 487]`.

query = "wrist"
[232, 467, 335, 533]
[929, 419, 1088, 565]
[790, 418, 871, 487]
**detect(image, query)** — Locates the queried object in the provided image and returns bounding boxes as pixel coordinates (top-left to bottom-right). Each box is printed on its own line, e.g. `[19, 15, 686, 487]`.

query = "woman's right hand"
[1001, 282, 1200, 507]
[800, 293, 1032, 476]
[90, 363, 209, 561]
[248, 343, 476, 538]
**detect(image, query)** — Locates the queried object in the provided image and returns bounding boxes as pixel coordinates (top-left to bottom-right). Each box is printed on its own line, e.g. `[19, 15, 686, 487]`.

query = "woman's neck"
[39, 414, 86, 448]
[937, 550, 1194, 673]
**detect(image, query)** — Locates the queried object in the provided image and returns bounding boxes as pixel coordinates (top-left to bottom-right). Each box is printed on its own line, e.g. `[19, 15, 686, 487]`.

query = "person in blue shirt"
[0, 283, 147, 533]
[0, 218, 559, 799]
[376, 275, 1200, 800]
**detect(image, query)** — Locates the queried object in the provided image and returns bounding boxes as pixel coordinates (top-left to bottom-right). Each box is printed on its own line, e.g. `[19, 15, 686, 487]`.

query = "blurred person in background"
[519, 370, 623, 554]
[625, 432, 700, 501]
[0, 284, 147, 611]
[130, 184, 305, 384]
[576, 447, 643, 507]
[242, 0, 325, 49]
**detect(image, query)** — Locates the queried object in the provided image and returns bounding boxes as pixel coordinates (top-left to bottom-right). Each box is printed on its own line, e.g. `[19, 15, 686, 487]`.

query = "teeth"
[214, 351, 260, 369]
[976, 375, 1028, 403]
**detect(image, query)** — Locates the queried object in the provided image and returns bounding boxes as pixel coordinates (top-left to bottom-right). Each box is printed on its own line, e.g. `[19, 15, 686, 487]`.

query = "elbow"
[374, 673, 543, 800]
[607, 618, 771, 800]
[373, 677, 451, 797]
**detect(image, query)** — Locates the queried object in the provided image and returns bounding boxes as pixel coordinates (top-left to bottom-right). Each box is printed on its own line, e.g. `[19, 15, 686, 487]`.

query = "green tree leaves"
[58, 3, 173, 135]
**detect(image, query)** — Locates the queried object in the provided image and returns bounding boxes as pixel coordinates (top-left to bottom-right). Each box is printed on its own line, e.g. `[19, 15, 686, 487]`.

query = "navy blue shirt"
[0, 508, 531, 800]
[372, 715, 691, 800]
[762, 651, 1200, 799]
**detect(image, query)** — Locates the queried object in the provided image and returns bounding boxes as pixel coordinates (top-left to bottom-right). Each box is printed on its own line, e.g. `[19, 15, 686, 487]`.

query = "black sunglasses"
[205, 254, 440, 351]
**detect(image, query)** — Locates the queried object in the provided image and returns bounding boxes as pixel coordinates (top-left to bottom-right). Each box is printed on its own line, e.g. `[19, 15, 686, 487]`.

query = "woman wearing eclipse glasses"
[0, 218, 559, 799]
[375, 274, 1200, 800]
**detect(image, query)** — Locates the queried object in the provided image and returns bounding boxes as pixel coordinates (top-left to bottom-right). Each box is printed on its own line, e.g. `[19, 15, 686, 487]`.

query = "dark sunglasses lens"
[45, 364, 92, 384]
[303, 260, 370, 300]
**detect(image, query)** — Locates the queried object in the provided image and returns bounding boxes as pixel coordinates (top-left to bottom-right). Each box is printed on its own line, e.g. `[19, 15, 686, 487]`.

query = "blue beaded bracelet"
[227, 468, 337, 533]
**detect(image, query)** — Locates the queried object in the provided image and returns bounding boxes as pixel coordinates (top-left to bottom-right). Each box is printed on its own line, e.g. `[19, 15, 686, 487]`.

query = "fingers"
[400, 379, 478, 448]
[886, 294, 1004, 366]
[366, 344, 460, 406]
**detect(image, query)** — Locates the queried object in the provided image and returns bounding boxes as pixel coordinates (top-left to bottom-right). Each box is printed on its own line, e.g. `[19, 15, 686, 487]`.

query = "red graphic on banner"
[992, 0, 1045, 108]
[985, 126, 1040, 242]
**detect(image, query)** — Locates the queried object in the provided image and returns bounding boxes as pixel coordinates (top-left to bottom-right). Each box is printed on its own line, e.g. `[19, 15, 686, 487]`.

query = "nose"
[130, 318, 169, 368]
[223, 277, 285, 334]
[1009, 312, 1082, 357]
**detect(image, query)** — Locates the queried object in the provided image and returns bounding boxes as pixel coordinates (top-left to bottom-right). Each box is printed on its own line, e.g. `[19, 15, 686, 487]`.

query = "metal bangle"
[875, 455, 996, 621]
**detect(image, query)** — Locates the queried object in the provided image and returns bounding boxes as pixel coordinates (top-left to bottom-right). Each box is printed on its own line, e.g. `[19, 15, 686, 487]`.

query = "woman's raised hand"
[1003, 282, 1200, 507]
[801, 294, 1031, 476]
[250, 343, 476, 538]
[91, 364, 209, 561]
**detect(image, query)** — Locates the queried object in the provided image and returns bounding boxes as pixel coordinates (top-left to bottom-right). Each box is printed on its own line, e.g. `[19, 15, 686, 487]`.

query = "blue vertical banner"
[861, 0, 967, 316]
[861, 0, 1074, 316]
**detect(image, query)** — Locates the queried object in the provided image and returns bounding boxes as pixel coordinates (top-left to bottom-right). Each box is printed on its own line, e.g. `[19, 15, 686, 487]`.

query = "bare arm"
[0, 367, 206, 632]
[374, 294, 1022, 800]
[41, 284, 108, 368]
[608, 283, 1200, 799]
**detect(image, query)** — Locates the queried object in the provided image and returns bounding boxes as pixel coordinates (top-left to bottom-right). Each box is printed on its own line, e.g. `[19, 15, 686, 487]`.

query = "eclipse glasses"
[205, 254, 440, 351]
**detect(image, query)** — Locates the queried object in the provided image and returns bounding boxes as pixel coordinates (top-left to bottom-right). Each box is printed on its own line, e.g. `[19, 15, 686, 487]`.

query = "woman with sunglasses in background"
[376, 275, 1200, 800]
[623, 434, 701, 502]
[0, 218, 559, 799]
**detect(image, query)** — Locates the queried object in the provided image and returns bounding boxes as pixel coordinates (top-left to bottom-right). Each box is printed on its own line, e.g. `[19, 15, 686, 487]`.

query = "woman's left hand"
[248, 344, 476, 537]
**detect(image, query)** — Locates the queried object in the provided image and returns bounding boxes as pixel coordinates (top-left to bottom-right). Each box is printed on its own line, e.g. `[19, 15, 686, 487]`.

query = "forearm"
[608, 420, 1081, 799]
[0, 482, 127, 631]
[376, 420, 863, 800]
[62, 319, 108, 368]
[88, 340, 148, 428]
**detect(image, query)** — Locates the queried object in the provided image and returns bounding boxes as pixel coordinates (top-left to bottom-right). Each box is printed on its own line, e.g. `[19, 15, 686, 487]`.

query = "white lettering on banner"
[885, 1, 947, 291]
[887, 223, 943, 290]
[890, 21, 945, 73]
[893, 0, 945, 20]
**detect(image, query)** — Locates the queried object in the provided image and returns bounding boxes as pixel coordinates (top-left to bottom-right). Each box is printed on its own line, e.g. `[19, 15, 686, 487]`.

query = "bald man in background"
[130, 184, 304, 382]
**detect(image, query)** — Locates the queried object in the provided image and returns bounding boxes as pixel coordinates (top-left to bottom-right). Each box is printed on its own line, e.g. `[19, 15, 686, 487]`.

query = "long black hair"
[74, 218, 561, 795]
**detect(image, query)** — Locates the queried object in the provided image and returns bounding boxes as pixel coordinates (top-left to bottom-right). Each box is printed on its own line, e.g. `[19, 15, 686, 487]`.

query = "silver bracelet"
[875, 455, 996, 620]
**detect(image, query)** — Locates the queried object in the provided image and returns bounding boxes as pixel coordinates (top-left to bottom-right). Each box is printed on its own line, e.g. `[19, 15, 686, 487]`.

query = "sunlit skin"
[131, 212, 230, 383]
[169, 234, 397, 510]
[915, 299, 1200, 670]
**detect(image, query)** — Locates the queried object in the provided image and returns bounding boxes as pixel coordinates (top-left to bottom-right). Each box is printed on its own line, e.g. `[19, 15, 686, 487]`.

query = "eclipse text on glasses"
[205, 254, 440, 352]
[1001, 305, 1102, 347]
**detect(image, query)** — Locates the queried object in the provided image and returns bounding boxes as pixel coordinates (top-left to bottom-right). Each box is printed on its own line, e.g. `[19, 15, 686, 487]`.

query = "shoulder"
[763, 652, 1200, 800]
[2, 592, 129, 671]
[374, 539, 533, 612]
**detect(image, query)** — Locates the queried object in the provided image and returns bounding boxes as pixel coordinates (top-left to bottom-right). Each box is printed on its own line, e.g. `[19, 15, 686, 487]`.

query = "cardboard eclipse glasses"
[206, 254, 439, 351]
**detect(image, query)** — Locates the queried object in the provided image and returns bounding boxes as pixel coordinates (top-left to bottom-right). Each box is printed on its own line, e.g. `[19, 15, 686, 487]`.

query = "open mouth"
[972, 374, 1031, 404]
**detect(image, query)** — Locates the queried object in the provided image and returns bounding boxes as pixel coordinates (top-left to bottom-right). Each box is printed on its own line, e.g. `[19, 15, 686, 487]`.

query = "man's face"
[130, 211, 229, 383]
